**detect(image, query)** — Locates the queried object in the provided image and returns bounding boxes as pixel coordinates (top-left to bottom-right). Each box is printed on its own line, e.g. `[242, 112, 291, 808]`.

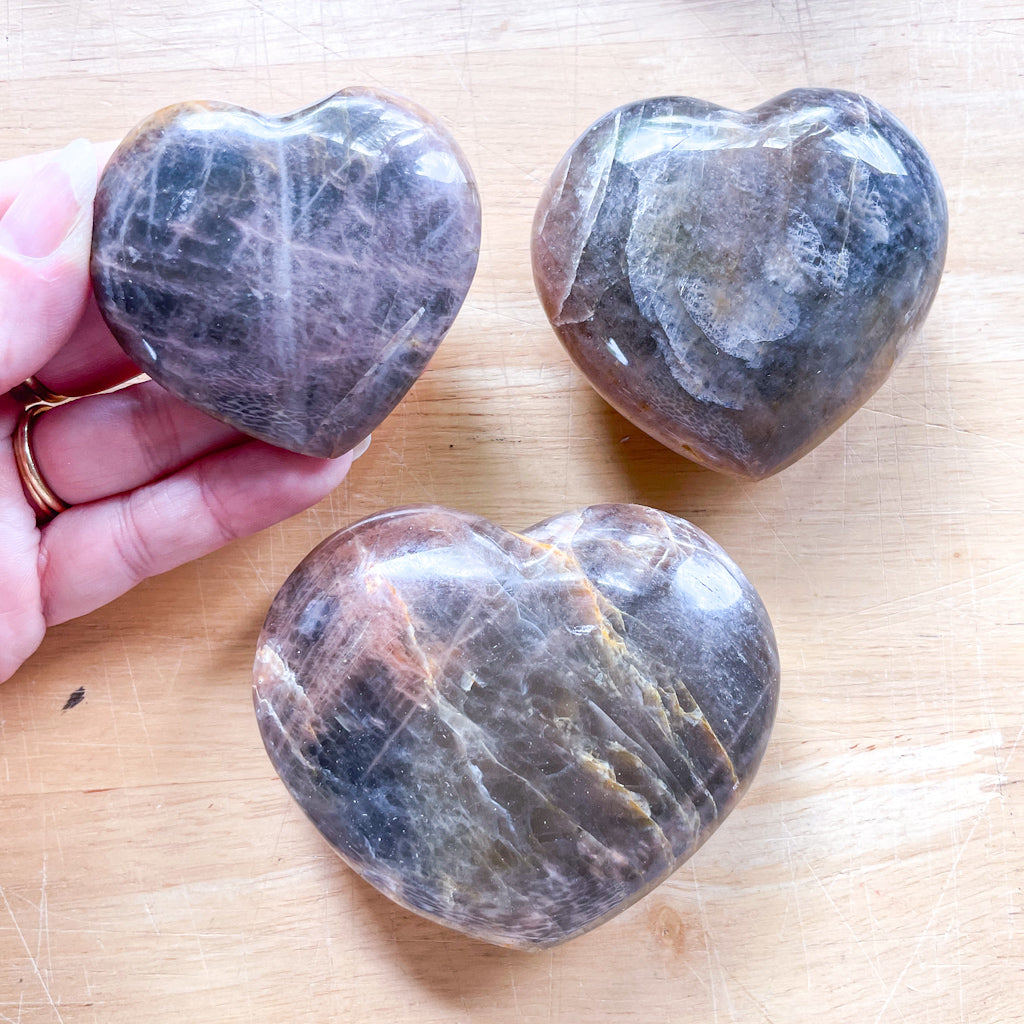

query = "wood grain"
[1, 1, 1021, 1021]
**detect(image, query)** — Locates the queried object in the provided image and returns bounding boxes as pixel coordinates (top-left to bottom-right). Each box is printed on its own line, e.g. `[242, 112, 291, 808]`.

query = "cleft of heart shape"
[253, 503, 780, 949]
[91, 88, 481, 457]
[532, 88, 948, 479]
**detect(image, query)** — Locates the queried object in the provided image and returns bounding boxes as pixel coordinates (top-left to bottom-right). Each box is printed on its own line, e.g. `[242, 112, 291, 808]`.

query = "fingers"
[28, 297, 144, 399]
[0, 290, 140, 440]
[0, 438, 45, 682]
[0, 140, 117, 216]
[0, 140, 98, 393]
[30, 380, 244, 505]
[0, 141, 142, 400]
[38, 441, 355, 627]
[1, 139, 358, 641]
[0, 140, 361, 651]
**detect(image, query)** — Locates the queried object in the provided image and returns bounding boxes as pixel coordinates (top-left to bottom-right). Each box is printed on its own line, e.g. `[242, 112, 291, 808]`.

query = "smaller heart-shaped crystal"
[532, 88, 947, 478]
[92, 89, 481, 457]
[254, 504, 779, 949]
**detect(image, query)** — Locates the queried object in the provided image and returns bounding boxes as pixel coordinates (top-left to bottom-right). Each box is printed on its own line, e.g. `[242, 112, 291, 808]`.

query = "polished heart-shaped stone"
[91, 89, 481, 457]
[532, 88, 948, 479]
[253, 503, 779, 949]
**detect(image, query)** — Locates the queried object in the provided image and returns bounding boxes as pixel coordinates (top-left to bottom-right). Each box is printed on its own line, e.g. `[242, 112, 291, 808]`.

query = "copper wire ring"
[12, 404, 69, 526]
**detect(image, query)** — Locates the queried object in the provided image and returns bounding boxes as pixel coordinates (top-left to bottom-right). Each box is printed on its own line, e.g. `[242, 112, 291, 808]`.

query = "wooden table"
[2, 2, 1021, 1021]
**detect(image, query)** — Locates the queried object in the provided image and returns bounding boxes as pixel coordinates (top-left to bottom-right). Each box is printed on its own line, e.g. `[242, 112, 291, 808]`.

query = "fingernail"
[0, 139, 97, 260]
[350, 435, 372, 460]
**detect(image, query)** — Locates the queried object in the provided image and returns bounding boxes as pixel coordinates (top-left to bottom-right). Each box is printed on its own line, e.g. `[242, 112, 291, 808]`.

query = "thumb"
[0, 139, 98, 393]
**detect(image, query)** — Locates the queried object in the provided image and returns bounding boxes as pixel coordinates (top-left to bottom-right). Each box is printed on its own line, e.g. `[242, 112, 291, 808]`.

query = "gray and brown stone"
[253, 503, 779, 949]
[91, 89, 480, 457]
[532, 88, 948, 478]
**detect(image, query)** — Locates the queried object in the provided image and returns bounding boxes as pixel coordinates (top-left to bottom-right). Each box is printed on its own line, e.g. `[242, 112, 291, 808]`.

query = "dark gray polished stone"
[253, 504, 779, 949]
[533, 89, 948, 479]
[92, 89, 480, 457]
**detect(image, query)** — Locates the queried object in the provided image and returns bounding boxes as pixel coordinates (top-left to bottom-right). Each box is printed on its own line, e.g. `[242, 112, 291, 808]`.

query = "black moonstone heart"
[253, 503, 780, 949]
[532, 88, 948, 479]
[91, 89, 481, 457]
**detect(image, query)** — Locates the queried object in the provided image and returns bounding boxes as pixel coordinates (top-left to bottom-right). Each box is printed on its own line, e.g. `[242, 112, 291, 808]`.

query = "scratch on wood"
[0, 880, 64, 1023]
[121, 639, 155, 768]
[872, 807, 990, 1023]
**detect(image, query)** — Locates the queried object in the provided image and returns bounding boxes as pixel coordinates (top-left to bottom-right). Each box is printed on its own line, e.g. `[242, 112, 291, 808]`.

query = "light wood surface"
[2, 2, 1022, 1021]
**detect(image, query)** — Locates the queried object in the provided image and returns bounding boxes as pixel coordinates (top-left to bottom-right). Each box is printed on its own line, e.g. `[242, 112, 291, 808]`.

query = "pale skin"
[0, 140, 360, 683]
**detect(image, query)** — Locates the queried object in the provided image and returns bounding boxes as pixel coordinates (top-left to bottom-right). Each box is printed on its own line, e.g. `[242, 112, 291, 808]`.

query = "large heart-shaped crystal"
[92, 89, 480, 457]
[253, 504, 779, 949]
[532, 89, 947, 478]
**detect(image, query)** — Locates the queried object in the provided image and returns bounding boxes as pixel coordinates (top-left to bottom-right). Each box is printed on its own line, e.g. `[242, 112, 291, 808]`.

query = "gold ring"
[13, 404, 69, 525]
[9, 376, 73, 407]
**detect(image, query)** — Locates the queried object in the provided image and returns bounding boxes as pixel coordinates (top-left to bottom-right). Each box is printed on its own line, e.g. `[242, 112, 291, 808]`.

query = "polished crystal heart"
[532, 88, 948, 478]
[91, 89, 481, 457]
[253, 503, 779, 949]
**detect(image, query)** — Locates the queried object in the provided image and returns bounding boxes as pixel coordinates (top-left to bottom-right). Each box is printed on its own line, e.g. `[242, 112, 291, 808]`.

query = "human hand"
[0, 141, 362, 683]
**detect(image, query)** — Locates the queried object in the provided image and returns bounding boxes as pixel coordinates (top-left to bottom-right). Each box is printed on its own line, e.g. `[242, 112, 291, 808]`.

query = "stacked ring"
[12, 404, 69, 525]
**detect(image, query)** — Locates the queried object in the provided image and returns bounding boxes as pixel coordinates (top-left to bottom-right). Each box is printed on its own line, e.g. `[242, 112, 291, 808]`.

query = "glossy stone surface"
[92, 89, 480, 457]
[533, 89, 948, 479]
[253, 504, 779, 949]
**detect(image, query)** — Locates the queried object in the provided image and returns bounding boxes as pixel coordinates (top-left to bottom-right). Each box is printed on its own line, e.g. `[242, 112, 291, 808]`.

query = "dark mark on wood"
[62, 686, 86, 711]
